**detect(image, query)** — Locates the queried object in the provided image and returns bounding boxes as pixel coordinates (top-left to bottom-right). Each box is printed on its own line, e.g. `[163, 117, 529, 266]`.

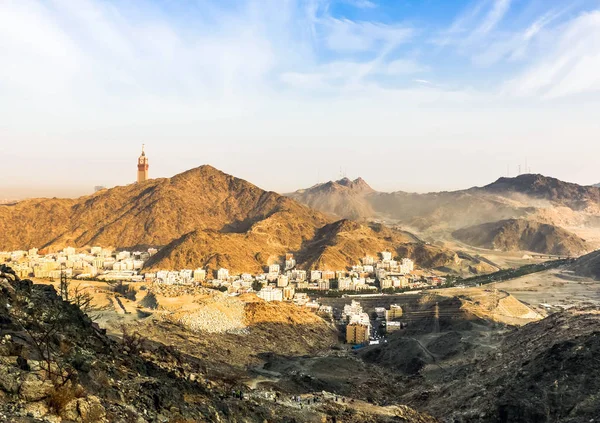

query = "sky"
[1, 0, 600, 198]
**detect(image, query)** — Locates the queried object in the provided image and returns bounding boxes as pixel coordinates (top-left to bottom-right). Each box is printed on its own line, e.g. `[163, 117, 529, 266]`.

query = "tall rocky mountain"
[452, 219, 589, 256]
[287, 177, 375, 220]
[0, 166, 477, 274]
[288, 174, 600, 254]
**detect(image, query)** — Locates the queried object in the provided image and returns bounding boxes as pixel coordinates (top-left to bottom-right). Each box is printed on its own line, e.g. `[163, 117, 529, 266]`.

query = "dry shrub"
[46, 383, 85, 414]
[121, 325, 146, 353]
[170, 417, 198, 423]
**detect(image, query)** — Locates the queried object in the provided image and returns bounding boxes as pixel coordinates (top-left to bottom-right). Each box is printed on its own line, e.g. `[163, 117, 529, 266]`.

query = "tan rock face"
[24, 401, 50, 418]
[19, 374, 54, 401]
[0, 364, 21, 393]
[62, 396, 106, 423]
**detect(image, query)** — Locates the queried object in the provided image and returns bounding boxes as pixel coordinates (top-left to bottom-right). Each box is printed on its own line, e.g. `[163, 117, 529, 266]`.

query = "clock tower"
[137, 144, 149, 183]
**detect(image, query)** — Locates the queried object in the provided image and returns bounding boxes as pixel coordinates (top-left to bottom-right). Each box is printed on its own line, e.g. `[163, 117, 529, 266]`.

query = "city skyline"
[2, 0, 600, 198]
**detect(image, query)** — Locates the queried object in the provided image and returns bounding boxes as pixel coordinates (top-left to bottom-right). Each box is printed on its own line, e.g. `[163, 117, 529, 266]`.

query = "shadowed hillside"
[569, 249, 600, 280]
[453, 219, 589, 256]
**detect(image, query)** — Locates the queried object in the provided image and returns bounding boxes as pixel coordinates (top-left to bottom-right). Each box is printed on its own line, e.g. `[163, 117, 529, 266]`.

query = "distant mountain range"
[288, 174, 600, 256]
[0, 166, 484, 274]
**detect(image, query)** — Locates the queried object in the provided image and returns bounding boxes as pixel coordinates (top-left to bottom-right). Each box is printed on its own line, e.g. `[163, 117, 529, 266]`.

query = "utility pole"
[60, 263, 69, 302]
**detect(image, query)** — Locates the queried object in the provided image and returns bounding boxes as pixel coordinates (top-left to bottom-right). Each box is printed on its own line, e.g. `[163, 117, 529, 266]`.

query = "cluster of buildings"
[1, 245, 446, 308]
[343, 300, 405, 345]
[343, 300, 372, 344]
[0, 247, 157, 282]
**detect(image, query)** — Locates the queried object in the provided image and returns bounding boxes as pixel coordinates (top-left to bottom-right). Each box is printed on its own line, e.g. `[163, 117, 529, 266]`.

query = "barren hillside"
[569, 249, 600, 280]
[452, 219, 590, 256]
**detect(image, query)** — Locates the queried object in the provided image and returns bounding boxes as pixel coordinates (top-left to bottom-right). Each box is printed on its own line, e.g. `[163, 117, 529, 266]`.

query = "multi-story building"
[321, 270, 335, 281]
[380, 278, 393, 290]
[310, 270, 322, 281]
[346, 323, 369, 345]
[381, 251, 392, 262]
[342, 300, 363, 322]
[283, 285, 295, 301]
[317, 279, 330, 291]
[257, 286, 283, 302]
[386, 304, 403, 321]
[217, 268, 229, 281]
[285, 254, 296, 270]
[291, 269, 307, 281]
[338, 277, 352, 291]
[268, 264, 280, 274]
[277, 275, 289, 287]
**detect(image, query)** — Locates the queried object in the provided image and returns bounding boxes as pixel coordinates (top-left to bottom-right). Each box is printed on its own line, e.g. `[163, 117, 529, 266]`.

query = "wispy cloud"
[504, 11, 600, 98]
[2, 0, 600, 192]
[341, 0, 377, 9]
[320, 17, 413, 52]
[473, 0, 512, 36]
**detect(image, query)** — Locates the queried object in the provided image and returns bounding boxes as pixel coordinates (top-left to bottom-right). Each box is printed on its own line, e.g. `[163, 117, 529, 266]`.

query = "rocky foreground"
[0, 265, 437, 423]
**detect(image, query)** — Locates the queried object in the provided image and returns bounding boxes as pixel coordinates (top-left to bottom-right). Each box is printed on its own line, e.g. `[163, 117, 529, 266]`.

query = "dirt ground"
[492, 267, 600, 315]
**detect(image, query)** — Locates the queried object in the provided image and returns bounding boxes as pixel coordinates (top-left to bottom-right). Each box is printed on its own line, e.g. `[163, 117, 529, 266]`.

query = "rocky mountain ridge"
[0, 166, 478, 274]
[288, 174, 600, 254]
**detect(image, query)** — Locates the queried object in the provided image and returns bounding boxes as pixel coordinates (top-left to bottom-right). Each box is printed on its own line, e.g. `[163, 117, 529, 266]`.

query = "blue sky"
[1, 0, 600, 197]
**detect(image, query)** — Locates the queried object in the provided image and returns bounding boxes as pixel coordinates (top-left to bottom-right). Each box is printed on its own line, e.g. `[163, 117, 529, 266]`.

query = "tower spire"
[137, 144, 149, 183]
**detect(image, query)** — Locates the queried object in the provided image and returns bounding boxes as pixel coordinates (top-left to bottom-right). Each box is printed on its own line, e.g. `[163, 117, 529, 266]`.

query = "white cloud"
[472, 8, 568, 66]
[473, 0, 512, 36]
[384, 59, 429, 75]
[1, 0, 600, 194]
[504, 11, 600, 98]
[320, 17, 413, 52]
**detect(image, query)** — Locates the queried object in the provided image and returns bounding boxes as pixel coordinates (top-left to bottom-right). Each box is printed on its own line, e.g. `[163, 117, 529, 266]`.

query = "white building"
[193, 268, 206, 282]
[217, 268, 229, 281]
[257, 286, 283, 302]
[277, 275, 289, 287]
[285, 258, 296, 270]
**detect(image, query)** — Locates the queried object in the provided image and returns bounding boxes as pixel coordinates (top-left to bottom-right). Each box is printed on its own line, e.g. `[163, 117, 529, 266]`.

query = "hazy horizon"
[2, 0, 600, 197]
[1, 164, 598, 202]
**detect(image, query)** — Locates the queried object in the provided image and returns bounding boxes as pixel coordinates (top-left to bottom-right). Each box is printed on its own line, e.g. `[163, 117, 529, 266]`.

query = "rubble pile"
[149, 282, 211, 297]
[174, 295, 247, 334]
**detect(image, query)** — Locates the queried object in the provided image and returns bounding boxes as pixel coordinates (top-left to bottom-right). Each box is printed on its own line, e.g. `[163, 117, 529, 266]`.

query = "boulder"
[24, 401, 50, 418]
[0, 364, 21, 393]
[62, 396, 106, 422]
[19, 374, 54, 401]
